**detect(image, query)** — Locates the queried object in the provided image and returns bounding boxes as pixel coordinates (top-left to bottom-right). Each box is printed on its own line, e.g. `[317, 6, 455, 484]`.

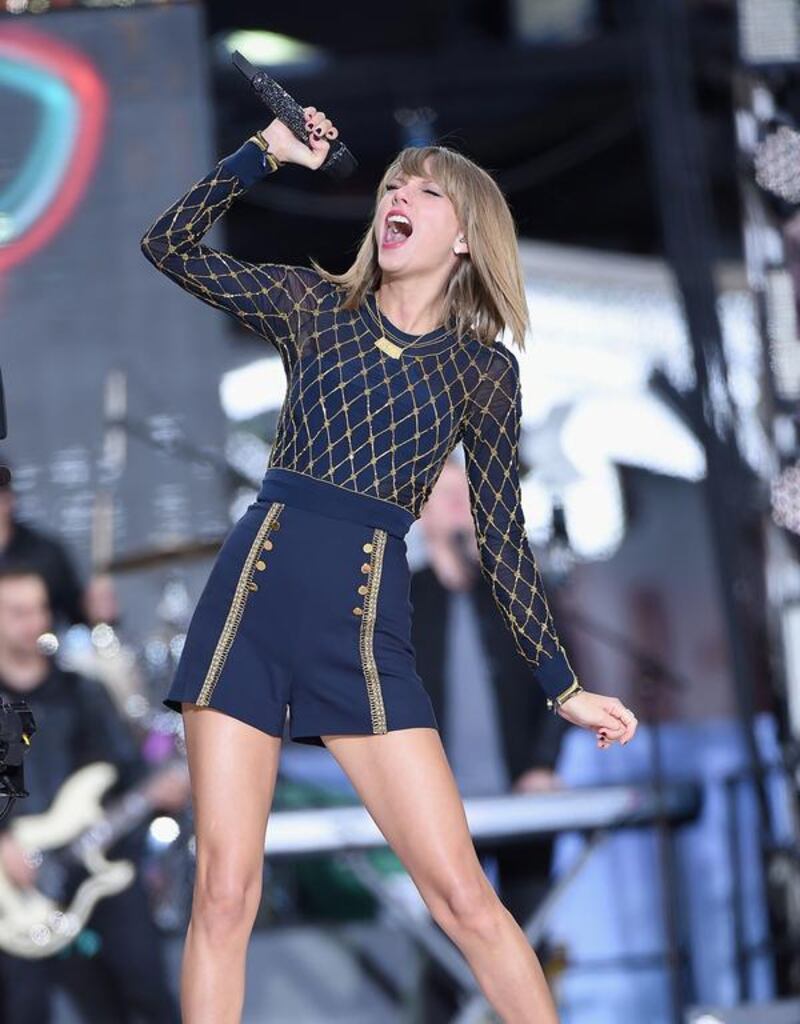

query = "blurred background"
[1, 0, 800, 1021]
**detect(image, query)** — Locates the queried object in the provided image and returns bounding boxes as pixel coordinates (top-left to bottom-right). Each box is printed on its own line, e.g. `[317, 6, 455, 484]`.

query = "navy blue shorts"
[164, 468, 439, 746]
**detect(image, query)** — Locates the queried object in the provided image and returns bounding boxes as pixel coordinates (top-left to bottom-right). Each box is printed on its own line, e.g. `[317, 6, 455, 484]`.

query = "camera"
[0, 367, 35, 823]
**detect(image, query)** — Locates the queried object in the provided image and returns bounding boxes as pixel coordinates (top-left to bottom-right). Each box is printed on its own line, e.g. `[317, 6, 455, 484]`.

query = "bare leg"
[321, 727, 559, 1024]
[180, 704, 283, 1024]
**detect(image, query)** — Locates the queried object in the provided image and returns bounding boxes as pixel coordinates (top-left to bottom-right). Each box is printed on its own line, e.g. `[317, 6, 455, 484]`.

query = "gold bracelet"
[546, 677, 583, 715]
[247, 132, 281, 172]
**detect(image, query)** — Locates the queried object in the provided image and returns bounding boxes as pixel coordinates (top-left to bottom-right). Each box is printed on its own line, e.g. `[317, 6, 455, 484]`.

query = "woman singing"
[140, 106, 638, 1024]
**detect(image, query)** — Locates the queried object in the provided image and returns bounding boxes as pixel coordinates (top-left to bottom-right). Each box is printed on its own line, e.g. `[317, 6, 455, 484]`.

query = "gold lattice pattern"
[140, 140, 579, 698]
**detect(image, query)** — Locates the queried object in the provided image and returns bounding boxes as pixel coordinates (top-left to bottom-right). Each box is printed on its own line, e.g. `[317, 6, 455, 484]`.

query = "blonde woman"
[140, 106, 638, 1024]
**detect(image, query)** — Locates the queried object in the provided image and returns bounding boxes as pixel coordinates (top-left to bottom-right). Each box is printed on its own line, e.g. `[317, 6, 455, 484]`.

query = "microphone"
[231, 51, 358, 180]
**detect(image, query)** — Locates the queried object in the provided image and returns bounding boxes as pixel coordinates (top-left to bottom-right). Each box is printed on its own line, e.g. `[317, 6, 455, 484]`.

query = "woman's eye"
[384, 183, 440, 195]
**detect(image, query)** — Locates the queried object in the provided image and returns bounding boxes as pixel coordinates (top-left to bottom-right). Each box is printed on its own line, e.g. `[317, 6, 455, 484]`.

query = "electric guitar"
[0, 760, 189, 958]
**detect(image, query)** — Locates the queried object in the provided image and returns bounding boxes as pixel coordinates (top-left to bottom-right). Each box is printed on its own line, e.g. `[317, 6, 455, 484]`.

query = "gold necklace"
[371, 293, 453, 359]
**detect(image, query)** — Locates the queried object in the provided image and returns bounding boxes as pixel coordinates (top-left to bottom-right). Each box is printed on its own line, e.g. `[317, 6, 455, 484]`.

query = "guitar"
[0, 760, 189, 959]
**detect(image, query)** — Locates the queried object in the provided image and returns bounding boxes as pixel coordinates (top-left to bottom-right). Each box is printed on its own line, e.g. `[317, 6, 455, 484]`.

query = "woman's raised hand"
[555, 690, 638, 750]
[258, 106, 339, 170]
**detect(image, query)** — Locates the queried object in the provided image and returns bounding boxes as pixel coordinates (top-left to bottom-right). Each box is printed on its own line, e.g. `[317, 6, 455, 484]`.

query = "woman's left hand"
[554, 690, 638, 749]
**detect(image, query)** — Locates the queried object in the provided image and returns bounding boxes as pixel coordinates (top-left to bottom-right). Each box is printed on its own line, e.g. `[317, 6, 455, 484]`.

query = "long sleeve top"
[139, 139, 580, 701]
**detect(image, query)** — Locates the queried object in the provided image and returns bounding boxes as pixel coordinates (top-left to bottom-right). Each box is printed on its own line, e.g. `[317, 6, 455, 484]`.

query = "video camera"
[0, 367, 35, 823]
[0, 700, 36, 811]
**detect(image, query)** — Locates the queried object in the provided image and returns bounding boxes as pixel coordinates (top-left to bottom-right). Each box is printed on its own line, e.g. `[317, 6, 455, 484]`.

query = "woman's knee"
[192, 853, 263, 935]
[426, 869, 504, 941]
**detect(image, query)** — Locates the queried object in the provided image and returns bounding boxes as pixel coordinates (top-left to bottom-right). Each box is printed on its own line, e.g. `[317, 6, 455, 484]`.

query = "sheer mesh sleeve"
[460, 344, 580, 700]
[139, 139, 324, 366]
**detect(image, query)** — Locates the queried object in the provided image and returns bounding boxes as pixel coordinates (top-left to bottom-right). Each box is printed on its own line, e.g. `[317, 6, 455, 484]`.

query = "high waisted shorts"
[164, 467, 439, 746]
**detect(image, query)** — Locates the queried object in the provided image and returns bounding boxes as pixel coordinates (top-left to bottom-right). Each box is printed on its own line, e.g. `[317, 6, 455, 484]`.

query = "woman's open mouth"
[381, 213, 413, 249]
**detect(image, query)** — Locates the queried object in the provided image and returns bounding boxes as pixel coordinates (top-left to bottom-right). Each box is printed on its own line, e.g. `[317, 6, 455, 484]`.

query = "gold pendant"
[374, 335, 404, 359]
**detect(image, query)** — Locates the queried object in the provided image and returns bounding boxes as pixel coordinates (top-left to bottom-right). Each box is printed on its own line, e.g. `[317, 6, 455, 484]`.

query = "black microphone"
[231, 51, 358, 180]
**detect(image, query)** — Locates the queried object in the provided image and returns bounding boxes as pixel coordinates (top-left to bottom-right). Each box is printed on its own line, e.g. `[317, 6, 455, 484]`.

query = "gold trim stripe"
[358, 527, 388, 733]
[196, 501, 284, 706]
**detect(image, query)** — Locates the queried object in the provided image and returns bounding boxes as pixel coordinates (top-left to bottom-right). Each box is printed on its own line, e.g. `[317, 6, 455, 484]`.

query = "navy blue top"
[139, 139, 579, 700]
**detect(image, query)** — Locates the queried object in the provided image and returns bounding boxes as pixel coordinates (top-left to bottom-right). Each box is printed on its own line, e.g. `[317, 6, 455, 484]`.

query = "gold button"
[362, 542, 373, 553]
[352, 606, 363, 616]
[270, 520, 281, 530]
[358, 584, 368, 595]
[248, 581, 259, 592]
[263, 539, 273, 551]
[361, 562, 371, 573]
[255, 560, 266, 571]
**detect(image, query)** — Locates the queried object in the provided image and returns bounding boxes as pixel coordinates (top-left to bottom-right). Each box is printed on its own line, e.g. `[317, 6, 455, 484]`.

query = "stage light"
[755, 124, 800, 202]
[738, 0, 800, 64]
[149, 816, 180, 846]
[36, 632, 58, 655]
[219, 30, 321, 68]
[219, 358, 287, 421]
[782, 601, 800, 738]
[772, 462, 800, 533]
[510, 0, 596, 44]
[765, 267, 800, 400]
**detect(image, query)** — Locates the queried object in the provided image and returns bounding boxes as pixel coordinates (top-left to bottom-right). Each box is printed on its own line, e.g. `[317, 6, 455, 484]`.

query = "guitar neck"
[70, 781, 154, 857]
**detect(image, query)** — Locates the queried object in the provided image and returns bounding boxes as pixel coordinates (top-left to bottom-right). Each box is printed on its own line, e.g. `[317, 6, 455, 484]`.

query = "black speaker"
[686, 998, 800, 1023]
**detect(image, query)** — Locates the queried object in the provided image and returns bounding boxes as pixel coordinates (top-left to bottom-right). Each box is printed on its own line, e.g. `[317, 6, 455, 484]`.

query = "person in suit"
[409, 453, 570, 1020]
[411, 453, 569, 923]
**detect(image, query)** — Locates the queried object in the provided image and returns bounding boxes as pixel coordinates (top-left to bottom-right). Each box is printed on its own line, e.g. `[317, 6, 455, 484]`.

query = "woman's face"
[374, 160, 466, 277]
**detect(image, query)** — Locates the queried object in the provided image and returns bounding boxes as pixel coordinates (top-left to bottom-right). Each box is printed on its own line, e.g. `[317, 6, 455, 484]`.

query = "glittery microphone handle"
[231, 51, 357, 180]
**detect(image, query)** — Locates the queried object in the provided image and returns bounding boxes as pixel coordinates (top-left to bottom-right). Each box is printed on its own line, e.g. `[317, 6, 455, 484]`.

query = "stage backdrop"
[0, 3, 274, 655]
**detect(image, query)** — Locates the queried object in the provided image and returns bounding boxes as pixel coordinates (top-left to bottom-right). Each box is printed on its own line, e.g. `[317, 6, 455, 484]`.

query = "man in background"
[0, 471, 87, 630]
[0, 564, 187, 1023]
[410, 455, 569, 1019]
[412, 454, 568, 917]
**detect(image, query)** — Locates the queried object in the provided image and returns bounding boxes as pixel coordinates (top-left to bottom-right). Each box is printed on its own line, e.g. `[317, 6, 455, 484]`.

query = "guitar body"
[0, 763, 135, 959]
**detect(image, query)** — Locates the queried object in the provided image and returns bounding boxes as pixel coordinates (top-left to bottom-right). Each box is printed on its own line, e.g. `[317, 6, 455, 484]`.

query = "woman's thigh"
[320, 727, 488, 908]
[183, 705, 283, 886]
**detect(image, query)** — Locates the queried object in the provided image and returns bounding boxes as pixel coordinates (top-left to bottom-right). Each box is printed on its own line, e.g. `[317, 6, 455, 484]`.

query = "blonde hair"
[309, 145, 530, 351]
